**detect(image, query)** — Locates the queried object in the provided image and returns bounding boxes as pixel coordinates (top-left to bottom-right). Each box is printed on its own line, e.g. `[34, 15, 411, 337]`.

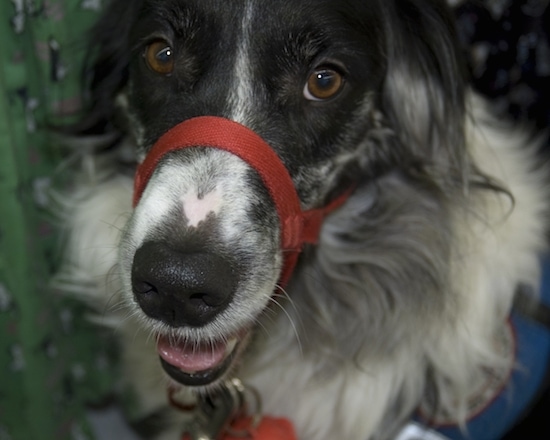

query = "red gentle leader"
[133, 116, 350, 286]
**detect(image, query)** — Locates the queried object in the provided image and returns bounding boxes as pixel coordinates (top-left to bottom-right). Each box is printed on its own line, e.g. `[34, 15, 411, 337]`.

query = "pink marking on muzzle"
[133, 116, 350, 287]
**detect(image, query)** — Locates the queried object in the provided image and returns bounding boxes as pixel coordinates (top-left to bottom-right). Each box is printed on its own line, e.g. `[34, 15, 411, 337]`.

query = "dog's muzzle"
[133, 116, 350, 287]
[132, 116, 350, 386]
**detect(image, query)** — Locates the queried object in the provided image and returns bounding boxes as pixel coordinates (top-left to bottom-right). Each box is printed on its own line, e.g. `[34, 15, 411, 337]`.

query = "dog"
[56, 0, 550, 439]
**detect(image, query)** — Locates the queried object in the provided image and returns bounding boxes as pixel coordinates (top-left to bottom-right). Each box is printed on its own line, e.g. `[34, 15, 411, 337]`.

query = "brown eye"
[144, 40, 174, 75]
[304, 67, 344, 101]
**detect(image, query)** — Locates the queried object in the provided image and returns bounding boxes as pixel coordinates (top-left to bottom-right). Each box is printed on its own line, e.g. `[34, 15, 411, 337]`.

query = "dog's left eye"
[304, 67, 345, 101]
[144, 40, 175, 75]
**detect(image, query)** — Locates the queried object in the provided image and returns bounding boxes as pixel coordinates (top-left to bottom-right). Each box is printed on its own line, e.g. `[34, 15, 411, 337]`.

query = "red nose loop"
[133, 116, 350, 286]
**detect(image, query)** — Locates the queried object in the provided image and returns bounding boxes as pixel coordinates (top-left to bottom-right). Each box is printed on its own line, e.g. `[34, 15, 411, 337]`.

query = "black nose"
[131, 241, 238, 327]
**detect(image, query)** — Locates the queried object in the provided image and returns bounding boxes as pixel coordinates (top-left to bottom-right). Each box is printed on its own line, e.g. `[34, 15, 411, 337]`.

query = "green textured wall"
[0, 1, 114, 439]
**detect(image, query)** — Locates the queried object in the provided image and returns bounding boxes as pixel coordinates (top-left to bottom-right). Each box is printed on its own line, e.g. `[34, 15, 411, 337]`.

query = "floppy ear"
[381, 0, 468, 181]
[77, 0, 142, 135]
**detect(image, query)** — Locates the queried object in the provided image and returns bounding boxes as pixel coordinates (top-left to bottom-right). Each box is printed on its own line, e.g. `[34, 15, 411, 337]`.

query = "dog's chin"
[156, 332, 247, 388]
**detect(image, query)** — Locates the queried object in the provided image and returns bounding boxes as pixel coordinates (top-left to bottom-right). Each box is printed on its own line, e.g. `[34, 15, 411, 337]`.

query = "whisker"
[267, 295, 303, 356]
[251, 315, 272, 340]
[273, 284, 305, 333]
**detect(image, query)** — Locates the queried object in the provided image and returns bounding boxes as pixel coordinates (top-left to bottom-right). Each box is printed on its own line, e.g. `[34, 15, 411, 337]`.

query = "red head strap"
[133, 116, 350, 286]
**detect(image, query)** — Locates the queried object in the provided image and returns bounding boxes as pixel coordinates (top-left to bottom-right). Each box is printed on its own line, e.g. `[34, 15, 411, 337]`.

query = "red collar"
[133, 116, 351, 286]
[181, 416, 297, 440]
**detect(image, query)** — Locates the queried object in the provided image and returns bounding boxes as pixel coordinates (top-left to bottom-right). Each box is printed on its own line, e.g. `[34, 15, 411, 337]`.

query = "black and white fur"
[57, 0, 549, 439]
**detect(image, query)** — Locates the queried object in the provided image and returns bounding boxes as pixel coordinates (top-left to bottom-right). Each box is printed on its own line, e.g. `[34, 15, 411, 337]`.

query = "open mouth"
[157, 334, 241, 387]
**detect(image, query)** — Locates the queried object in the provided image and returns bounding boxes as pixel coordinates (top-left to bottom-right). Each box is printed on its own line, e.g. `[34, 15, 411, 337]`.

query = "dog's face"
[90, 0, 468, 388]
[126, 0, 387, 199]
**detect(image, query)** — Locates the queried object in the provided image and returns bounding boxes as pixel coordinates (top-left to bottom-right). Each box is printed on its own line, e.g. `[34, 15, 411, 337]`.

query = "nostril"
[189, 291, 226, 308]
[131, 241, 238, 327]
[134, 281, 157, 295]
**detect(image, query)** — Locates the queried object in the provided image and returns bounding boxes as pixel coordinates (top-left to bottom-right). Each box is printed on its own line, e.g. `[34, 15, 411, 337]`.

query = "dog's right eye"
[144, 40, 175, 75]
[304, 66, 345, 101]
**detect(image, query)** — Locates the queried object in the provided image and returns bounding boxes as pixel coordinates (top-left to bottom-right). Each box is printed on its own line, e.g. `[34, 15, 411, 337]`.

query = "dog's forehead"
[128, 0, 384, 161]
[136, 0, 381, 41]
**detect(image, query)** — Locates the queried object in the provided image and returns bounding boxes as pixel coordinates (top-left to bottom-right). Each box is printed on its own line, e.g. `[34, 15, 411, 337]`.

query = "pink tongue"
[157, 336, 228, 373]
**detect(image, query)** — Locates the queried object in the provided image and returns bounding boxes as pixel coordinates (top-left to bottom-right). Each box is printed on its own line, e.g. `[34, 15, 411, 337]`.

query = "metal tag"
[181, 378, 247, 440]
